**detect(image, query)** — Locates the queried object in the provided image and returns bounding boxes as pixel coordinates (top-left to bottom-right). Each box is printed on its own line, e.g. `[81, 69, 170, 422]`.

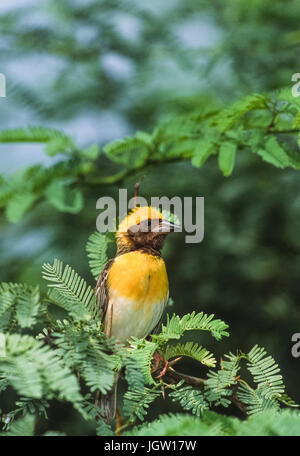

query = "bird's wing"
[95, 259, 114, 325]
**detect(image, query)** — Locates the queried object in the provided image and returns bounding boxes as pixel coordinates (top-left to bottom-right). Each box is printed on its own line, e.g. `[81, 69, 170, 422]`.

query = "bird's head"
[116, 206, 180, 253]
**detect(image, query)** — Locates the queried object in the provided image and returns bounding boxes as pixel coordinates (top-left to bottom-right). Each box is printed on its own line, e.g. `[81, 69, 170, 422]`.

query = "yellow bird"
[95, 206, 179, 422]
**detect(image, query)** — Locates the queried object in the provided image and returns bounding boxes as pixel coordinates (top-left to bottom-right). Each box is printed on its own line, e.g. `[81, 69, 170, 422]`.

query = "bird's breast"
[106, 251, 169, 343]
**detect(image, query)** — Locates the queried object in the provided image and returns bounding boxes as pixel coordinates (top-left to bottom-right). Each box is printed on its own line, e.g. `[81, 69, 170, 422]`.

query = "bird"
[95, 205, 179, 422]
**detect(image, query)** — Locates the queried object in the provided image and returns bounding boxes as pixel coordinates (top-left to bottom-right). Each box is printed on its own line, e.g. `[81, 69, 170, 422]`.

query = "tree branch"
[166, 368, 206, 387]
[165, 368, 247, 416]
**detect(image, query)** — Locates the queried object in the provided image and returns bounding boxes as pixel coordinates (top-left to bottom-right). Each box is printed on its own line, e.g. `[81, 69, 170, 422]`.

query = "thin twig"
[165, 368, 247, 415]
[116, 417, 136, 435]
[165, 368, 206, 387]
[133, 178, 144, 208]
[168, 356, 183, 367]
[230, 385, 248, 415]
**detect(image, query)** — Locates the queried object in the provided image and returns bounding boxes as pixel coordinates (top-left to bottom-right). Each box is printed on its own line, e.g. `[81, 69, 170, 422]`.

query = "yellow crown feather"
[117, 206, 163, 234]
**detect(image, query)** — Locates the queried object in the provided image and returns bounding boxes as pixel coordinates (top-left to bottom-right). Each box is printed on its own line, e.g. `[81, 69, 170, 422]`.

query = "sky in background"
[0, 0, 221, 173]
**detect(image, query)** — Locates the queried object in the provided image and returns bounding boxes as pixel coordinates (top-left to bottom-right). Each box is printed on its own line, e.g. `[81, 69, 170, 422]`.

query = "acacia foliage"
[1, 88, 300, 223]
[0, 230, 298, 436]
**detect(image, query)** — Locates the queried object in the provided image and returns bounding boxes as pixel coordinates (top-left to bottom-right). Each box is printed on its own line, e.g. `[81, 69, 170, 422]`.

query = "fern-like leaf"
[237, 383, 279, 415]
[42, 259, 97, 320]
[245, 345, 285, 399]
[0, 126, 75, 156]
[215, 94, 268, 132]
[85, 231, 111, 279]
[204, 353, 240, 407]
[0, 283, 42, 330]
[103, 135, 150, 168]
[82, 339, 116, 394]
[127, 337, 158, 385]
[125, 355, 146, 392]
[169, 385, 209, 416]
[0, 333, 84, 415]
[162, 342, 216, 367]
[123, 386, 161, 421]
[153, 311, 229, 343]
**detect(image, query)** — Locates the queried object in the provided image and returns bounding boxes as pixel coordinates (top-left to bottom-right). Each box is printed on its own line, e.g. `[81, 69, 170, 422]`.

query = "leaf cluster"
[0, 221, 297, 436]
[1, 88, 300, 223]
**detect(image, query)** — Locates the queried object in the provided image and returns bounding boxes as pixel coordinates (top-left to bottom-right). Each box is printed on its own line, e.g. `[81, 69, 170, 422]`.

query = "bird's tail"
[98, 374, 119, 423]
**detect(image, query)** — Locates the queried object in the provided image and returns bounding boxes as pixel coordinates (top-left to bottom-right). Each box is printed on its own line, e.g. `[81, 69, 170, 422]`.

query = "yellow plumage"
[106, 251, 169, 344]
[108, 250, 168, 305]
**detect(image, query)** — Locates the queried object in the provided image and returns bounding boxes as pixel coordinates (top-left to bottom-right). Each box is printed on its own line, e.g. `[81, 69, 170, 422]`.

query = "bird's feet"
[151, 352, 169, 379]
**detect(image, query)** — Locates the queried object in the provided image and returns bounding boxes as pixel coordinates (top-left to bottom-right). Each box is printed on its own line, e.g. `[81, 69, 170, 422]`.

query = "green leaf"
[124, 412, 224, 436]
[164, 139, 200, 160]
[85, 231, 112, 280]
[162, 342, 216, 367]
[245, 345, 285, 398]
[277, 87, 300, 111]
[0, 127, 75, 158]
[45, 179, 83, 213]
[256, 136, 291, 169]
[103, 135, 150, 168]
[51, 321, 118, 395]
[191, 139, 216, 168]
[0, 283, 42, 330]
[204, 352, 240, 407]
[218, 142, 237, 177]
[216, 94, 268, 132]
[135, 131, 153, 145]
[15, 285, 41, 329]
[293, 111, 300, 128]
[96, 417, 114, 436]
[153, 311, 229, 344]
[81, 341, 116, 393]
[42, 259, 96, 321]
[127, 337, 158, 385]
[42, 431, 67, 436]
[123, 386, 160, 421]
[169, 386, 209, 416]
[45, 136, 74, 156]
[0, 333, 84, 409]
[237, 383, 279, 415]
[232, 409, 300, 436]
[81, 144, 99, 160]
[0, 414, 35, 436]
[0, 176, 14, 209]
[0, 126, 73, 145]
[125, 356, 145, 392]
[5, 192, 38, 223]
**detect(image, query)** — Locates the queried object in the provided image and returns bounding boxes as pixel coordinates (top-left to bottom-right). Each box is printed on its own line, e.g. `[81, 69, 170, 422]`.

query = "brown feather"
[95, 259, 114, 323]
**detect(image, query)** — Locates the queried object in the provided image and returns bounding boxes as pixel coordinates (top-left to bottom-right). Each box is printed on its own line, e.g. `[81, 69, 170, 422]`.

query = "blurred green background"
[0, 0, 300, 434]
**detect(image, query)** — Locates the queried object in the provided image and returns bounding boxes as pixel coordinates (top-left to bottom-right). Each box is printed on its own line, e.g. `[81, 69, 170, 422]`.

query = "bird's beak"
[157, 219, 181, 233]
